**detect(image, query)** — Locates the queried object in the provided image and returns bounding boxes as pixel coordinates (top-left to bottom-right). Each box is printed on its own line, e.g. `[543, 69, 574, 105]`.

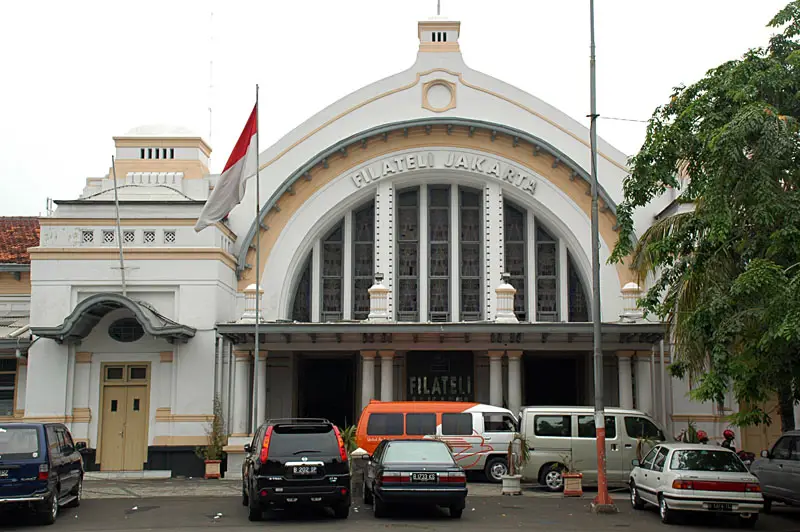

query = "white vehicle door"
[482, 413, 517, 455]
[649, 447, 671, 496]
[634, 446, 660, 504]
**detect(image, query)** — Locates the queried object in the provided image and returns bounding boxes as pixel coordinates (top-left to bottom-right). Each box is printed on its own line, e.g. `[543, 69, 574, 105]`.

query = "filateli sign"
[349, 150, 537, 195]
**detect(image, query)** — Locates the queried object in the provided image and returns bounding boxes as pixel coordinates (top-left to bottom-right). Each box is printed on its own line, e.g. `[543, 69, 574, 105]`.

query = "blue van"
[0, 423, 85, 524]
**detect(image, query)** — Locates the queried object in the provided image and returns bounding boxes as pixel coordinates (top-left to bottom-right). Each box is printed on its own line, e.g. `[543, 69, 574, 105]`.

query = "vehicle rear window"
[268, 425, 338, 456]
[624, 416, 665, 441]
[384, 442, 455, 464]
[535, 415, 571, 437]
[405, 413, 436, 436]
[670, 450, 747, 473]
[367, 413, 404, 436]
[0, 427, 39, 458]
[442, 413, 472, 435]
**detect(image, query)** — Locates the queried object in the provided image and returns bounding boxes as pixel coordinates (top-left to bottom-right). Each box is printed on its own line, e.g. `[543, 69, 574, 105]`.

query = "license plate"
[292, 466, 317, 475]
[0, 470, 7, 478]
[411, 472, 437, 483]
[706, 503, 733, 512]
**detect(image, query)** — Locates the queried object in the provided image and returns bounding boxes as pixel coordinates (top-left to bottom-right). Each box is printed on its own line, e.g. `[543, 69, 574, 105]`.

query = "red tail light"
[259, 426, 273, 463]
[37, 464, 49, 481]
[672, 480, 693, 490]
[745, 483, 761, 493]
[380, 471, 410, 484]
[333, 426, 348, 462]
[441, 472, 466, 483]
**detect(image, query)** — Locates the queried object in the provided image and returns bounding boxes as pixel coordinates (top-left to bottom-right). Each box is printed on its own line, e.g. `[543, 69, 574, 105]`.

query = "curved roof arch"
[31, 293, 196, 345]
[236, 117, 620, 276]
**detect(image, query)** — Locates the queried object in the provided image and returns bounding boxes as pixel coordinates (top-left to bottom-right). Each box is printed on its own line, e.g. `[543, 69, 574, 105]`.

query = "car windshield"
[670, 449, 747, 472]
[268, 425, 338, 456]
[0, 427, 39, 458]
[384, 442, 455, 464]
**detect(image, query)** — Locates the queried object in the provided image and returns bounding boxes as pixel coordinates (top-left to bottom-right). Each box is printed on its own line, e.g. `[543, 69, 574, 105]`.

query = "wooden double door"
[99, 364, 150, 471]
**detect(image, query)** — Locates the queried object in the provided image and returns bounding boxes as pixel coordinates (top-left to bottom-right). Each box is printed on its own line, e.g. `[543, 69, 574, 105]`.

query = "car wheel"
[630, 481, 645, 510]
[333, 503, 350, 519]
[37, 493, 58, 525]
[659, 495, 674, 524]
[247, 488, 263, 522]
[64, 477, 82, 508]
[363, 482, 373, 505]
[484, 457, 508, 483]
[762, 498, 772, 513]
[449, 506, 463, 519]
[540, 465, 564, 492]
[738, 513, 759, 528]
[374, 496, 388, 518]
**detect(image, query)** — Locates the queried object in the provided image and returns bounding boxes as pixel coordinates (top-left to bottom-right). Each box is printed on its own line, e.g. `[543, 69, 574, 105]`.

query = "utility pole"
[589, 0, 616, 513]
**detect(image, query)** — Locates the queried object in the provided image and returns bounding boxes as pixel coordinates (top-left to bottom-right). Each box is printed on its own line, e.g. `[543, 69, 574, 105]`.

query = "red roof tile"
[0, 217, 40, 265]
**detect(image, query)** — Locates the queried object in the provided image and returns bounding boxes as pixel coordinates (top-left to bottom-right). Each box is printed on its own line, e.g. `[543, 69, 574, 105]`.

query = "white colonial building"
[0, 18, 781, 478]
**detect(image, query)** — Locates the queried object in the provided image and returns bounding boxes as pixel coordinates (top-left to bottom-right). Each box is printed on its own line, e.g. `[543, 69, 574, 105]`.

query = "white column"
[311, 239, 322, 322]
[159, 352, 173, 409]
[484, 183, 504, 320]
[617, 351, 634, 409]
[256, 350, 267, 427]
[419, 185, 429, 322]
[489, 351, 504, 407]
[374, 182, 394, 317]
[527, 213, 537, 321]
[450, 184, 460, 322]
[361, 351, 376, 410]
[343, 210, 353, 320]
[507, 351, 523, 415]
[232, 351, 252, 435]
[558, 239, 569, 322]
[380, 351, 395, 401]
[635, 353, 653, 415]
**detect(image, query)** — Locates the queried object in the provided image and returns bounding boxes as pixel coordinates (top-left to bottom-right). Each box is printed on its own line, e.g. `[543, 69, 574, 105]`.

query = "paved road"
[2, 496, 800, 531]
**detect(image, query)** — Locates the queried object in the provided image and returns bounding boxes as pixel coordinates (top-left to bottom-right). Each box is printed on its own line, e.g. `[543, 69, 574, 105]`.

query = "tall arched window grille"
[504, 201, 527, 321]
[321, 222, 344, 321]
[535, 225, 559, 322]
[291, 255, 311, 322]
[352, 202, 375, 320]
[396, 189, 420, 321]
[460, 188, 482, 321]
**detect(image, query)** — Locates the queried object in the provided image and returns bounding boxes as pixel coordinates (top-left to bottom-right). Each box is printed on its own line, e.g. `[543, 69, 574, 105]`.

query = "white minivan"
[519, 406, 666, 491]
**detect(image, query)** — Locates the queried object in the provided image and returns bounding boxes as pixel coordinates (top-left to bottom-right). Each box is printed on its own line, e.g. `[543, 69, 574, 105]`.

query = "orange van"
[355, 400, 518, 482]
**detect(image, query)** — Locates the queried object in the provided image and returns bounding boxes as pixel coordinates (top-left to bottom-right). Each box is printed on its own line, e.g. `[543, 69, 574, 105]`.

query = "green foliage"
[610, 1, 800, 430]
[195, 395, 228, 461]
[339, 425, 357, 455]
[506, 433, 531, 475]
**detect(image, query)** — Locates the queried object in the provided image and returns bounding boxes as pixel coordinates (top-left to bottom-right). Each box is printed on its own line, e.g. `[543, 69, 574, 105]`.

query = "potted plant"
[501, 433, 530, 495]
[195, 395, 227, 479]
[557, 453, 583, 497]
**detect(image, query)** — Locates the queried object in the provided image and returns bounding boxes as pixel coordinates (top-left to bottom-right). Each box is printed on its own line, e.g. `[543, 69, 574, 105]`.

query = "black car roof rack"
[267, 418, 331, 425]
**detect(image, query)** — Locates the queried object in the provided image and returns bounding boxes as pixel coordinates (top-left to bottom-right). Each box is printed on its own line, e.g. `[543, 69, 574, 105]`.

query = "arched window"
[460, 188, 482, 321]
[396, 189, 420, 321]
[291, 255, 311, 322]
[568, 254, 590, 322]
[352, 203, 375, 320]
[428, 186, 450, 321]
[321, 222, 344, 321]
[535, 225, 559, 322]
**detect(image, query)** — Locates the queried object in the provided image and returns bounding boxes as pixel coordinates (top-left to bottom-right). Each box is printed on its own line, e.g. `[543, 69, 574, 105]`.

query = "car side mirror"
[631, 459, 640, 467]
[761, 450, 770, 459]
[75, 442, 87, 451]
[243, 444, 253, 454]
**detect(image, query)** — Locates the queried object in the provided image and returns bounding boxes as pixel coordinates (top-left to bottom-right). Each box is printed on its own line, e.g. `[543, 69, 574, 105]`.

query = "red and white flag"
[194, 104, 258, 232]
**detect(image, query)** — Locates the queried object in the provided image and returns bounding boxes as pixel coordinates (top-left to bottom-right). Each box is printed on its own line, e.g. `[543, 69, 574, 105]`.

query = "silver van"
[750, 429, 800, 512]
[519, 406, 666, 491]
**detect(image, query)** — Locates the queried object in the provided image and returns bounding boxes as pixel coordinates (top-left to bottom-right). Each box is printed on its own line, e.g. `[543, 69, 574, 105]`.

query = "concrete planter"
[563, 473, 583, 497]
[501, 474, 522, 495]
[204, 460, 222, 479]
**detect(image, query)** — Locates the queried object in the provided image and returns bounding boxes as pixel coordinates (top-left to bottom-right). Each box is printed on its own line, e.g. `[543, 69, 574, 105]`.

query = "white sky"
[0, 0, 788, 216]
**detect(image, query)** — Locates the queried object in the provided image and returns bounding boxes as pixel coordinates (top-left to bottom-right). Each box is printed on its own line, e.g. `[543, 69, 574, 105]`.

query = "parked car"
[0, 423, 85, 525]
[750, 429, 800, 512]
[518, 406, 666, 491]
[356, 400, 518, 482]
[241, 418, 350, 521]
[363, 439, 467, 518]
[629, 443, 762, 527]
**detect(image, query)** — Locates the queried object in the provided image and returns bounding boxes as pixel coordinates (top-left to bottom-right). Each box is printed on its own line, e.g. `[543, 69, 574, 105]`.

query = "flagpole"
[110, 156, 127, 297]
[251, 85, 261, 434]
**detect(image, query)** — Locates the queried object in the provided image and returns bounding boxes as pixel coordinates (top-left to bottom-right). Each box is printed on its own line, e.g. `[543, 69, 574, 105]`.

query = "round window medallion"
[423, 80, 456, 112]
[108, 318, 145, 343]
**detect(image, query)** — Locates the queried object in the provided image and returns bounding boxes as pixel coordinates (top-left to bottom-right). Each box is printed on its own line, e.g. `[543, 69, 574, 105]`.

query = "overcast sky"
[0, 0, 789, 216]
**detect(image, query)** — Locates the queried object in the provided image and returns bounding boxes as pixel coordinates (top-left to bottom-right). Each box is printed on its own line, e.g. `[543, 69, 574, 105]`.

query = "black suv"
[241, 418, 351, 521]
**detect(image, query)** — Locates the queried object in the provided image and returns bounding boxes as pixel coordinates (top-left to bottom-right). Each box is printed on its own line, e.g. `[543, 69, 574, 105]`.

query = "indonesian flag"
[194, 103, 258, 232]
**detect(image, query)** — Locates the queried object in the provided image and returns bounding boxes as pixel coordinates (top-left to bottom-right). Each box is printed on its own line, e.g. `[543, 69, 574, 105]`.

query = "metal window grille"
[429, 186, 450, 322]
[568, 254, 590, 322]
[352, 202, 375, 320]
[536, 225, 559, 322]
[504, 201, 527, 321]
[321, 222, 344, 321]
[81, 230, 94, 244]
[291, 255, 312, 322]
[143, 230, 155, 244]
[123, 230, 135, 244]
[396, 188, 419, 321]
[102, 230, 115, 244]
[163, 230, 176, 244]
[460, 188, 482, 321]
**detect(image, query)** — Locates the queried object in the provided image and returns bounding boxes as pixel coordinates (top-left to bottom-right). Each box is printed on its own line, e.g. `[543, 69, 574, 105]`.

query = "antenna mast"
[208, 8, 214, 149]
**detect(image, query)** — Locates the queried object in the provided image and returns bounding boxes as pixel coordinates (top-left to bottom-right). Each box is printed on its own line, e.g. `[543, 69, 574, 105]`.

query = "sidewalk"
[83, 478, 605, 500]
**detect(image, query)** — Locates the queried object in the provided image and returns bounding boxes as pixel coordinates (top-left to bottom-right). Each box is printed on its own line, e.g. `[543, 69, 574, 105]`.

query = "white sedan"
[629, 443, 763, 527]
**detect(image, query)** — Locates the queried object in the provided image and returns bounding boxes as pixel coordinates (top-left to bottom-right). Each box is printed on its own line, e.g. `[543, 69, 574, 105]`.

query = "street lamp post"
[589, 0, 616, 513]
